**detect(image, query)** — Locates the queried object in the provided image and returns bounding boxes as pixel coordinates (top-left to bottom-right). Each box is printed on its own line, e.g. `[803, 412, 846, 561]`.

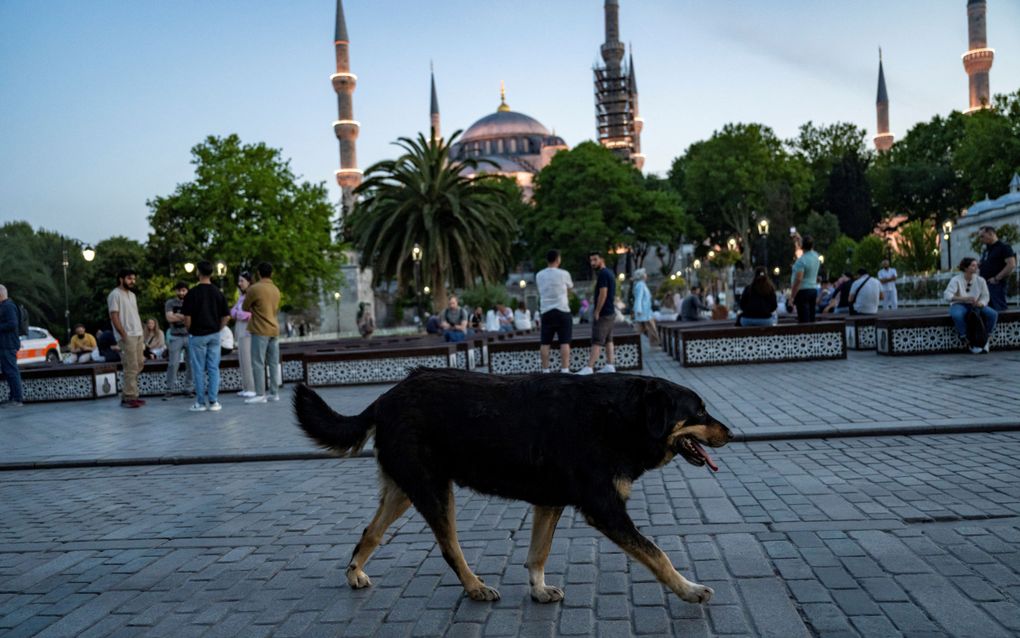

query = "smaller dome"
[967, 196, 995, 216]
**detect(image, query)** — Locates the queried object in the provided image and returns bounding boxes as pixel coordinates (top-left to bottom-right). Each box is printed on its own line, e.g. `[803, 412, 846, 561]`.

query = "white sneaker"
[244, 395, 268, 404]
[598, 364, 616, 374]
[576, 366, 593, 376]
[189, 403, 207, 412]
[560, 368, 570, 374]
[208, 402, 222, 412]
[541, 368, 552, 374]
[237, 391, 256, 398]
[983, 343, 991, 353]
[969, 346, 983, 354]
[268, 394, 280, 402]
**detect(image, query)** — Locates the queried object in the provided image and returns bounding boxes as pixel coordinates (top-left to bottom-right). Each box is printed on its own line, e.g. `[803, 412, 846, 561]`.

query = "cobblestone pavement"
[2, 347, 1019, 467]
[3, 432, 1020, 637]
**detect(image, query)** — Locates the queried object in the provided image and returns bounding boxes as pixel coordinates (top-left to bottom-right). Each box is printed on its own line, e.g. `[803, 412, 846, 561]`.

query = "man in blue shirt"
[0, 284, 24, 407]
[790, 235, 821, 323]
[577, 251, 617, 375]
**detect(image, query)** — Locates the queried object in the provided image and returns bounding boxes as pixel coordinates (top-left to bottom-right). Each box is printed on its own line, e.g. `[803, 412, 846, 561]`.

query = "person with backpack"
[944, 257, 997, 354]
[0, 284, 25, 407]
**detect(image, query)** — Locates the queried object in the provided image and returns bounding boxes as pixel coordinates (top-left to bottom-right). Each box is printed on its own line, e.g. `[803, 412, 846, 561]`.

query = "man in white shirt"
[108, 268, 145, 408]
[535, 249, 574, 373]
[848, 268, 883, 315]
[877, 259, 898, 310]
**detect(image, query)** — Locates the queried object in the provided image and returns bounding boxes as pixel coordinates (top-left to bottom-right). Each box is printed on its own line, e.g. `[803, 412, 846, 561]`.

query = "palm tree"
[348, 132, 519, 308]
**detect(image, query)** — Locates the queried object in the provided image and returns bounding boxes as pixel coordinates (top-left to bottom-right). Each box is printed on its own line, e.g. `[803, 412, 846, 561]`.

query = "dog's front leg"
[525, 506, 565, 603]
[347, 477, 410, 589]
[582, 502, 713, 604]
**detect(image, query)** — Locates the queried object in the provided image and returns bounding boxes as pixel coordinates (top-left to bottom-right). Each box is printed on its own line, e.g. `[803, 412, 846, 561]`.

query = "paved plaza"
[2, 346, 1020, 636]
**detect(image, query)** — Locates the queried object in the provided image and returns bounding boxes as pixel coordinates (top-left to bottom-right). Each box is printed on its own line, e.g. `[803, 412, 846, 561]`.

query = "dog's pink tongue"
[691, 441, 719, 472]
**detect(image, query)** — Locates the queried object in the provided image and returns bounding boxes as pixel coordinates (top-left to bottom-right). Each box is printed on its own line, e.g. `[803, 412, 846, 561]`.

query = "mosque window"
[509, 138, 517, 153]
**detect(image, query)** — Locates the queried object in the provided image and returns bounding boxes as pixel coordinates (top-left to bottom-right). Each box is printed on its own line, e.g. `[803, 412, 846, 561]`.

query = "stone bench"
[487, 331, 643, 374]
[0, 362, 119, 403]
[303, 343, 460, 387]
[876, 310, 1020, 355]
[672, 322, 846, 367]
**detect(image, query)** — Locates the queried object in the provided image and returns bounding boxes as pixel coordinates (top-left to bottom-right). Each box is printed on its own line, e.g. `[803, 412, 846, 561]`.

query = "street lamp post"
[61, 243, 70, 342]
[411, 243, 423, 329]
[756, 218, 770, 271]
[215, 261, 228, 290]
[942, 220, 954, 271]
[333, 291, 342, 339]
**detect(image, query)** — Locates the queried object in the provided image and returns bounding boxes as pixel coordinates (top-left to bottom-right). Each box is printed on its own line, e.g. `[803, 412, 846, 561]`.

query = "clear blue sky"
[2, 0, 1017, 245]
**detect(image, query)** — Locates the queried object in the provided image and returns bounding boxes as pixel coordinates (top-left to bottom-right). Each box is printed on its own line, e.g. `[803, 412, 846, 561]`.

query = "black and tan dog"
[293, 368, 731, 605]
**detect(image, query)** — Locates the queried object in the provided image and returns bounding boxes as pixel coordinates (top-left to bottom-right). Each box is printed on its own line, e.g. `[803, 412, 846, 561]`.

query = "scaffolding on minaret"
[594, 0, 642, 169]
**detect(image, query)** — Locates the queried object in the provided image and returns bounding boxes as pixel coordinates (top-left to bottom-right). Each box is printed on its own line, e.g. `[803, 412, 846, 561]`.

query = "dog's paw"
[346, 567, 372, 589]
[530, 585, 564, 603]
[678, 582, 713, 604]
[467, 584, 501, 602]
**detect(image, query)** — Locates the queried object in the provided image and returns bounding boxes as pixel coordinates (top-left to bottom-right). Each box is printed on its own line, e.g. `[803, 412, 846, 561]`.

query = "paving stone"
[896, 574, 1012, 637]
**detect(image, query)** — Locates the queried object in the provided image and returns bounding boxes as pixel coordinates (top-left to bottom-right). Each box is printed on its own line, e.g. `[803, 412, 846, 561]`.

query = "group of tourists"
[111, 260, 282, 410]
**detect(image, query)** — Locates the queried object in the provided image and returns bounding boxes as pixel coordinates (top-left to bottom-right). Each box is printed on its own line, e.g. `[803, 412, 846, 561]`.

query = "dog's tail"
[292, 383, 374, 457]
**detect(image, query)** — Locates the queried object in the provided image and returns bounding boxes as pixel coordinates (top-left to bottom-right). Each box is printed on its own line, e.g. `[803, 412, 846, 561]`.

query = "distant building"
[874, 50, 894, 152]
[963, 0, 994, 113]
[594, 0, 643, 170]
[945, 173, 1020, 269]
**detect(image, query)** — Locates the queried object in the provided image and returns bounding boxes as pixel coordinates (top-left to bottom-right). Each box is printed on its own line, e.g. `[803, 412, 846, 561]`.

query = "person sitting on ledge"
[65, 324, 97, 363]
[439, 295, 469, 342]
[944, 257, 997, 354]
[738, 268, 778, 327]
[680, 286, 710, 321]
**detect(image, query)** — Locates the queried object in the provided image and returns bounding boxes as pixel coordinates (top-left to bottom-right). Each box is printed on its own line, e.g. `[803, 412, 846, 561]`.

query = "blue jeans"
[1, 348, 23, 402]
[188, 333, 221, 405]
[739, 316, 777, 327]
[443, 329, 466, 342]
[949, 303, 998, 340]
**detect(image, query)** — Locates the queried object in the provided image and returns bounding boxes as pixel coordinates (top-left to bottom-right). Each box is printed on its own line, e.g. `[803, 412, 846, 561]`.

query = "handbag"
[965, 307, 988, 348]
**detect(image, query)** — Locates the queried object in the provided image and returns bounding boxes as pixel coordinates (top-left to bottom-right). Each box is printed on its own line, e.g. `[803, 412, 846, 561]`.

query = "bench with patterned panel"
[875, 310, 1020, 355]
[674, 322, 846, 367]
[0, 363, 118, 404]
[302, 343, 460, 387]
[487, 332, 643, 374]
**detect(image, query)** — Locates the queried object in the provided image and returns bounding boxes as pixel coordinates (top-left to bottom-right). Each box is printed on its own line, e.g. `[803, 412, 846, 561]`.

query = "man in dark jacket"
[0, 284, 24, 407]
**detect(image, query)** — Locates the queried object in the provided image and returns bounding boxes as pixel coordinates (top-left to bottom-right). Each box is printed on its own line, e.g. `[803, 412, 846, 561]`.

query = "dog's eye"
[697, 409, 706, 418]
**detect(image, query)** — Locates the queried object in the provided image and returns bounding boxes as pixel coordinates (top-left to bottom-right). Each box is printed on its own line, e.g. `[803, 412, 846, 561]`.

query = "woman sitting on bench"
[739, 268, 778, 327]
[944, 257, 997, 354]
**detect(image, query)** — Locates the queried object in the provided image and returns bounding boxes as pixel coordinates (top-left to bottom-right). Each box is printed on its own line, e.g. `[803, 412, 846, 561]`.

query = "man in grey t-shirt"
[108, 268, 145, 408]
[163, 282, 190, 398]
[536, 249, 574, 373]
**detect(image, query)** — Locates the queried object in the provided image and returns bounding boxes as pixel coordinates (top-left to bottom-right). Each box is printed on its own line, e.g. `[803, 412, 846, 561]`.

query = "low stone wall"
[487, 333, 643, 374]
[876, 311, 1020, 355]
[663, 322, 846, 367]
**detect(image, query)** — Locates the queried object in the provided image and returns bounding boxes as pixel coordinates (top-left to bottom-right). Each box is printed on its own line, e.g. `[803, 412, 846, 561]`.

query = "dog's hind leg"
[526, 506, 565, 603]
[346, 475, 410, 589]
[414, 484, 500, 602]
[582, 500, 713, 605]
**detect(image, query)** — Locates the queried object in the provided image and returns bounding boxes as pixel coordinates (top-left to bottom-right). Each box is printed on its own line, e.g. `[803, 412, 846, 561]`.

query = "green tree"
[798, 212, 842, 254]
[853, 235, 887, 274]
[146, 134, 343, 311]
[869, 112, 969, 224]
[895, 220, 938, 274]
[459, 283, 510, 313]
[349, 132, 518, 308]
[0, 222, 63, 337]
[954, 90, 1020, 202]
[789, 121, 871, 226]
[670, 123, 810, 263]
[825, 236, 858, 276]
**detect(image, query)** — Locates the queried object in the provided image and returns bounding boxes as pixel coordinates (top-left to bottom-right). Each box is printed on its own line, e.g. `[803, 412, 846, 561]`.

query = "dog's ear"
[643, 380, 671, 440]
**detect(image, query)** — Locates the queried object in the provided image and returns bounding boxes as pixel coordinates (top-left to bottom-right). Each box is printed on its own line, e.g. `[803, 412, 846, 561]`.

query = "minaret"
[595, 0, 632, 161]
[332, 0, 361, 216]
[874, 49, 894, 152]
[963, 0, 994, 112]
[429, 64, 441, 142]
[628, 50, 645, 170]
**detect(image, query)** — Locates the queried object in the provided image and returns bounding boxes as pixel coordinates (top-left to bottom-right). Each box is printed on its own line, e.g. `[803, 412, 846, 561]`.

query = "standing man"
[108, 268, 145, 408]
[536, 249, 574, 373]
[0, 284, 24, 407]
[789, 235, 821, 323]
[181, 261, 229, 412]
[163, 282, 190, 399]
[877, 259, 898, 310]
[243, 262, 282, 404]
[979, 226, 1017, 311]
[577, 251, 616, 375]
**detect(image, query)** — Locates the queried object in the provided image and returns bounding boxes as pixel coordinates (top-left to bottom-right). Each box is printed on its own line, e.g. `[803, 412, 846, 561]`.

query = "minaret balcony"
[333, 119, 361, 140]
[335, 168, 364, 189]
[962, 48, 994, 74]
[331, 72, 358, 92]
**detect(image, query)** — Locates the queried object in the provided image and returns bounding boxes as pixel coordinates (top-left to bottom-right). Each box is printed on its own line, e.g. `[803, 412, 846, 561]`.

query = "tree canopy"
[146, 134, 343, 310]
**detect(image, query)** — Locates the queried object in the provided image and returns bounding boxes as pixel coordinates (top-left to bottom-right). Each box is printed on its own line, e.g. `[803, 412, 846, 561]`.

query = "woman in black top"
[739, 268, 779, 327]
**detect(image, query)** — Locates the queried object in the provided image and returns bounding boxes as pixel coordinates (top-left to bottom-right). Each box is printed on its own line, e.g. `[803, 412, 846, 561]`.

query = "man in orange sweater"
[242, 262, 282, 403]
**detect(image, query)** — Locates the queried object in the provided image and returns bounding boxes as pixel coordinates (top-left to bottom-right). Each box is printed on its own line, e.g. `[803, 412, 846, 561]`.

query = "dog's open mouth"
[677, 437, 719, 472]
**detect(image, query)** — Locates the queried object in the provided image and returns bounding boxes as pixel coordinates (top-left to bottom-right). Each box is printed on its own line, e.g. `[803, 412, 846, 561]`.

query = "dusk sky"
[2, 0, 1017, 246]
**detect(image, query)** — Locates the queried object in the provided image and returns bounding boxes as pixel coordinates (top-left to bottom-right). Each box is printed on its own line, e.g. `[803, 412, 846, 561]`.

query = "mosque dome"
[451, 84, 566, 164]
[461, 110, 551, 142]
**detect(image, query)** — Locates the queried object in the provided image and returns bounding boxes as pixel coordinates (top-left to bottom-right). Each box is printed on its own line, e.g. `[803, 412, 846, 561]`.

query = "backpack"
[965, 307, 988, 348]
[17, 303, 29, 337]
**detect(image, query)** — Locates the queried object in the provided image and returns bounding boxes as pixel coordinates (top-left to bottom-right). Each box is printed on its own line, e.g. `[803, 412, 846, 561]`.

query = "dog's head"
[642, 378, 732, 471]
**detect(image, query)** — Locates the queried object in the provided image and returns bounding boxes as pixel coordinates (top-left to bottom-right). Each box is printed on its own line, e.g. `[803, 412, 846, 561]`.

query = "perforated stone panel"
[489, 343, 641, 375]
[683, 331, 844, 367]
[0, 374, 93, 403]
[884, 319, 1020, 355]
[306, 355, 449, 386]
[119, 368, 243, 397]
